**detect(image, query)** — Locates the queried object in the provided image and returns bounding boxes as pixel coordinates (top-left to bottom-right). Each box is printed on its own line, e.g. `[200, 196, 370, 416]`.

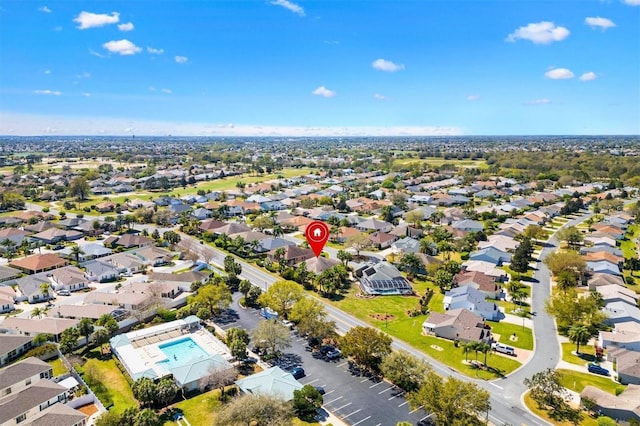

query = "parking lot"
[215, 294, 431, 426]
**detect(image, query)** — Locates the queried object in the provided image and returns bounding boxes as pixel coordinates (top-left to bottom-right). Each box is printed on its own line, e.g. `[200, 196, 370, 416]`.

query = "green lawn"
[329, 285, 522, 379]
[557, 369, 626, 396]
[48, 357, 68, 376]
[76, 353, 137, 414]
[487, 321, 534, 350]
[523, 392, 598, 426]
[561, 343, 597, 366]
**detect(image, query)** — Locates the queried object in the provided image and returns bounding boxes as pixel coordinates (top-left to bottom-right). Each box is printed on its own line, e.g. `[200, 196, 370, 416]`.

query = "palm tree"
[70, 244, 85, 263]
[40, 283, 50, 301]
[506, 280, 528, 312]
[480, 342, 491, 367]
[462, 342, 473, 362]
[1, 239, 17, 259]
[31, 307, 43, 319]
[568, 325, 591, 354]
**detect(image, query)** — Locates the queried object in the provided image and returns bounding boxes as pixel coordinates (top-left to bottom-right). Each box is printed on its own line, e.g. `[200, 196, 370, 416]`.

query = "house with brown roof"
[332, 226, 362, 243]
[95, 201, 116, 213]
[422, 308, 491, 343]
[112, 234, 154, 248]
[199, 219, 225, 232]
[268, 245, 315, 266]
[304, 256, 340, 274]
[10, 254, 67, 274]
[454, 270, 501, 299]
[369, 231, 397, 249]
[134, 246, 173, 266]
[0, 317, 79, 342]
[30, 228, 83, 244]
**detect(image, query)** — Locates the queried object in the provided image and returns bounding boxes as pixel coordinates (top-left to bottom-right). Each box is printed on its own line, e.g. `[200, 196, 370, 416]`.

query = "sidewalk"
[320, 410, 349, 426]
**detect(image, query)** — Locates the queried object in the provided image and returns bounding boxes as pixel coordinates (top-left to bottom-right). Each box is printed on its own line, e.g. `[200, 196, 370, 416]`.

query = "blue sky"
[0, 0, 639, 136]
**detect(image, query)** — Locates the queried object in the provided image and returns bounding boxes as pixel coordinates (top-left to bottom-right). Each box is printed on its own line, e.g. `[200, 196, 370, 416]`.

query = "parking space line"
[295, 338, 305, 342]
[325, 395, 343, 405]
[388, 393, 401, 400]
[337, 361, 349, 367]
[323, 390, 335, 396]
[333, 402, 352, 412]
[409, 404, 424, 414]
[360, 378, 369, 383]
[305, 378, 319, 385]
[342, 408, 362, 419]
[398, 400, 409, 407]
[369, 381, 383, 388]
[378, 386, 393, 394]
[351, 416, 371, 426]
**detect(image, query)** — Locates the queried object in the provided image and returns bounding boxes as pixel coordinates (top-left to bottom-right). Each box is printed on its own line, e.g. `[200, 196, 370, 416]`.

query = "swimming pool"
[158, 337, 209, 368]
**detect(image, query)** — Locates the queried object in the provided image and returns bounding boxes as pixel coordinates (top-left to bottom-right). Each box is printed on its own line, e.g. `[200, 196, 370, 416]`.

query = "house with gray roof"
[469, 247, 511, 266]
[356, 262, 412, 296]
[235, 366, 303, 401]
[443, 286, 500, 321]
[15, 275, 52, 303]
[0, 265, 20, 284]
[392, 237, 421, 254]
[49, 266, 89, 293]
[0, 335, 33, 367]
[59, 243, 112, 262]
[451, 219, 484, 233]
[0, 318, 80, 342]
[83, 259, 119, 282]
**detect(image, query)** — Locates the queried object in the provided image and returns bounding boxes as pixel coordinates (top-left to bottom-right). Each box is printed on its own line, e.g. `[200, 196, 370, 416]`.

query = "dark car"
[314, 386, 325, 395]
[291, 367, 305, 379]
[319, 345, 335, 355]
[304, 345, 313, 352]
[241, 357, 257, 364]
[588, 363, 610, 376]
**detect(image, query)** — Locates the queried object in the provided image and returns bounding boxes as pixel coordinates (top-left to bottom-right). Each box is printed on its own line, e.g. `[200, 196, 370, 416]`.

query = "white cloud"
[585, 17, 616, 29]
[74, 11, 120, 30]
[34, 90, 61, 96]
[89, 49, 106, 58]
[374, 93, 386, 100]
[506, 21, 570, 44]
[44, 69, 51, 75]
[580, 72, 597, 81]
[149, 86, 157, 92]
[0, 112, 464, 136]
[38, 6, 51, 13]
[76, 72, 91, 79]
[161, 88, 172, 94]
[53, 26, 63, 32]
[82, 93, 91, 97]
[372, 58, 405, 72]
[622, 0, 640, 5]
[174, 55, 188, 63]
[312, 86, 336, 97]
[147, 46, 164, 54]
[544, 67, 574, 79]
[102, 39, 142, 55]
[524, 99, 552, 105]
[466, 94, 480, 101]
[118, 22, 134, 32]
[270, 0, 305, 16]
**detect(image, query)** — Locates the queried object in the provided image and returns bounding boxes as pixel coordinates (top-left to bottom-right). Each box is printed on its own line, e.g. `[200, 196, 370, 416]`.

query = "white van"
[491, 342, 516, 356]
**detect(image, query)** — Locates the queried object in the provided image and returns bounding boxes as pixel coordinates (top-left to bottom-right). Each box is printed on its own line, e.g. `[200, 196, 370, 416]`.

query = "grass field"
[48, 357, 68, 376]
[329, 283, 522, 379]
[488, 321, 534, 350]
[561, 343, 597, 366]
[76, 353, 137, 414]
[557, 369, 626, 396]
[392, 157, 488, 169]
[523, 392, 598, 426]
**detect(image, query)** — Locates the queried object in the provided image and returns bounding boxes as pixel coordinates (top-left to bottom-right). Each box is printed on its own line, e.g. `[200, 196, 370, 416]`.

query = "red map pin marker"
[305, 221, 330, 257]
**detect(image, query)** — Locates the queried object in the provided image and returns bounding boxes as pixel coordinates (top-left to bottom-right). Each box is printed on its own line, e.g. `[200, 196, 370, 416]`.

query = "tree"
[556, 226, 584, 249]
[545, 288, 608, 334]
[289, 298, 337, 341]
[156, 377, 179, 406]
[567, 325, 591, 354]
[0, 191, 26, 211]
[293, 385, 323, 421]
[77, 318, 95, 348]
[224, 255, 242, 276]
[345, 233, 372, 257]
[380, 350, 430, 392]
[505, 280, 528, 312]
[163, 230, 181, 246]
[199, 365, 238, 396]
[40, 282, 51, 301]
[339, 326, 392, 372]
[239, 279, 252, 299]
[252, 215, 275, 232]
[252, 320, 292, 355]
[408, 371, 491, 426]
[69, 176, 90, 201]
[544, 250, 587, 280]
[31, 307, 43, 319]
[59, 327, 80, 353]
[337, 249, 353, 266]
[132, 409, 162, 426]
[524, 369, 583, 424]
[257, 280, 304, 319]
[132, 377, 158, 407]
[523, 225, 547, 241]
[188, 283, 232, 319]
[96, 313, 119, 336]
[405, 210, 424, 227]
[434, 269, 454, 293]
[511, 237, 533, 273]
[399, 253, 424, 279]
[70, 244, 85, 263]
[556, 270, 578, 291]
[225, 327, 250, 360]
[92, 328, 110, 352]
[213, 394, 294, 426]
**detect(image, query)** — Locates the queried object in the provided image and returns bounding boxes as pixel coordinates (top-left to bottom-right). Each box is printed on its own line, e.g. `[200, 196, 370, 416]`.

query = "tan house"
[10, 254, 67, 274]
[268, 245, 315, 266]
[422, 308, 491, 343]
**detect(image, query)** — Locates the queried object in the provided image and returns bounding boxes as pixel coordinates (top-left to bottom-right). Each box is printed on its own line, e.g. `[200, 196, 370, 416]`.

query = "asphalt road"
[217, 293, 428, 426]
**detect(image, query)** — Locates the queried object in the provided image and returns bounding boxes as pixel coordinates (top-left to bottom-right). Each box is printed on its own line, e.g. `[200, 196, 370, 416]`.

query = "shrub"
[42, 207, 50, 213]
[460, 252, 470, 260]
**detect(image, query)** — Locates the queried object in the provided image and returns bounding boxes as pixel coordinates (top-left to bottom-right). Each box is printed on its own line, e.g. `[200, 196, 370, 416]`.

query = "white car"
[281, 320, 294, 329]
[57, 289, 71, 296]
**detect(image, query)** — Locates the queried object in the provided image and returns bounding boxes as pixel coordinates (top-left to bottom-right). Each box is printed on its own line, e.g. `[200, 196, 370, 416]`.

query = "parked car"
[56, 289, 71, 296]
[491, 342, 516, 356]
[325, 349, 341, 361]
[314, 386, 326, 395]
[241, 357, 258, 364]
[291, 367, 305, 379]
[281, 319, 294, 329]
[588, 363, 610, 376]
[319, 345, 336, 355]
